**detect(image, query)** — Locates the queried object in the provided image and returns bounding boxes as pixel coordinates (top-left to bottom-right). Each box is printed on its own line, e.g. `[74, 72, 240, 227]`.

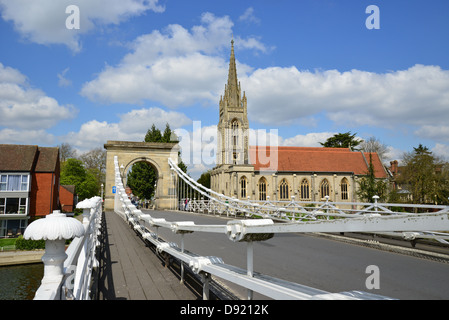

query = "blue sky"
[1, 0, 448, 177]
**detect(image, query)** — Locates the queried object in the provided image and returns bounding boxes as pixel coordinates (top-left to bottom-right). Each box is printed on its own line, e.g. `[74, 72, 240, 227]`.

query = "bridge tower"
[104, 140, 179, 211]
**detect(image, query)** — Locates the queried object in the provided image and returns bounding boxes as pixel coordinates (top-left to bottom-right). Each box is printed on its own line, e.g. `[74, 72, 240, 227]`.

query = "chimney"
[389, 160, 398, 176]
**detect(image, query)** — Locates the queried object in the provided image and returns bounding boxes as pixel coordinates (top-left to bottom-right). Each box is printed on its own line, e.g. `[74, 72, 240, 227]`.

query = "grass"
[0, 238, 17, 251]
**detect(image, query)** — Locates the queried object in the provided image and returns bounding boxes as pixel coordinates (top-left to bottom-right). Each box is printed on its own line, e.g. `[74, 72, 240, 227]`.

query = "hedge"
[15, 235, 46, 250]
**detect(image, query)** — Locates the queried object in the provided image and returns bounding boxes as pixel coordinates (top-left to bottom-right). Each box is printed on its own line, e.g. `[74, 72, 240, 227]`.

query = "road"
[141, 209, 449, 300]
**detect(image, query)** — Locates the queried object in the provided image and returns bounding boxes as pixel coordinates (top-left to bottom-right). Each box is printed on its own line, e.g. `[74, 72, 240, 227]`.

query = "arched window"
[320, 179, 330, 199]
[279, 178, 289, 200]
[341, 178, 349, 200]
[300, 178, 310, 200]
[231, 119, 239, 164]
[258, 177, 267, 201]
[240, 176, 247, 199]
[231, 119, 239, 147]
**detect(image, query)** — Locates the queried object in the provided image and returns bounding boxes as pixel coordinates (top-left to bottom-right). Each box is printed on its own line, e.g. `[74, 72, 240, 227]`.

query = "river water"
[0, 263, 43, 300]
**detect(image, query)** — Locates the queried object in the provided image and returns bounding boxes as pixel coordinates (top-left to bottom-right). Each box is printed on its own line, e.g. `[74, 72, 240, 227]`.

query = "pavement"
[95, 211, 198, 300]
[0, 250, 44, 266]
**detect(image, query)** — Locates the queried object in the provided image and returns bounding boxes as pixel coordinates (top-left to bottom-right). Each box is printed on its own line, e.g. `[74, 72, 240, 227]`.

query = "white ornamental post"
[24, 210, 84, 300]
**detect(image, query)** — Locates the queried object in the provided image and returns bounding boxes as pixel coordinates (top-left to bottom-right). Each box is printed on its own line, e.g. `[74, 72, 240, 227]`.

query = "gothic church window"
[320, 179, 330, 199]
[279, 178, 289, 200]
[258, 177, 267, 201]
[231, 119, 239, 147]
[240, 176, 247, 199]
[341, 178, 349, 200]
[300, 178, 310, 200]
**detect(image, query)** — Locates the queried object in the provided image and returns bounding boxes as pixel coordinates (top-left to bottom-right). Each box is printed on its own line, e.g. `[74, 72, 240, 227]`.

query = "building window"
[320, 179, 330, 199]
[258, 178, 267, 201]
[240, 176, 247, 199]
[0, 219, 27, 238]
[341, 178, 349, 200]
[300, 178, 310, 200]
[279, 178, 289, 200]
[0, 174, 29, 191]
[0, 198, 27, 214]
[231, 120, 239, 147]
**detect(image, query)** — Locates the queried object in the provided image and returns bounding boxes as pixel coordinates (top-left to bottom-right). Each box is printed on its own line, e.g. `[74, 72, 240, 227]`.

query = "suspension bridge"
[24, 153, 449, 300]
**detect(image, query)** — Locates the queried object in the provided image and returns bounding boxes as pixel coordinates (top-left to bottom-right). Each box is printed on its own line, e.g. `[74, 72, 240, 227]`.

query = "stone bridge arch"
[104, 141, 179, 211]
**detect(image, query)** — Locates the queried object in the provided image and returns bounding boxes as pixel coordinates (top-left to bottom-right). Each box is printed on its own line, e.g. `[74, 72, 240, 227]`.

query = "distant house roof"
[35, 147, 59, 172]
[61, 185, 76, 194]
[0, 144, 59, 173]
[249, 146, 388, 178]
[0, 144, 38, 172]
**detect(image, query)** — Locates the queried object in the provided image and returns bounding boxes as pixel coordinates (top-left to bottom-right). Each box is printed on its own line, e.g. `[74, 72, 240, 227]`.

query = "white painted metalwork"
[112, 156, 449, 300]
[167, 158, 449, 243]
[24, 197, 103, 300]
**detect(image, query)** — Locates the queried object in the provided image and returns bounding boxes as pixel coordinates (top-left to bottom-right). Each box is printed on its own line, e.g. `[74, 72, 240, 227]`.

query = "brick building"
[60, 185, 76, 212]
[0, 144, 60, 237]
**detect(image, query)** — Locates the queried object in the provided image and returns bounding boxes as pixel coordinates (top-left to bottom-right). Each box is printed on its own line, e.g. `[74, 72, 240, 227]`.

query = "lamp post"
[100, 183, 104, 207]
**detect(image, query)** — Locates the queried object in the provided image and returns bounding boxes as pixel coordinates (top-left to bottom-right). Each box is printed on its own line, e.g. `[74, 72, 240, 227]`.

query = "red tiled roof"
[249, 146, 388, 178]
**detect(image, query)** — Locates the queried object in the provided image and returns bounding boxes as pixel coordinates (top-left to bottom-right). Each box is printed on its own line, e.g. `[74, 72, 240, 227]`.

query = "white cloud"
[0, 63, 76, 131]
[0, 128, 55, 145]
[241, 64, 449, 131]
[82, 53, 227, 106]
[57, 67, 72, 87]
[0, 0, 165, 52]
[414, 125, 449, 143]
[432, 143, 449, 161]
[239, 7, 260, 25]
[282, 132, 336, 147]
[63, 107, 192, 152]
[80, 13, 269, 106]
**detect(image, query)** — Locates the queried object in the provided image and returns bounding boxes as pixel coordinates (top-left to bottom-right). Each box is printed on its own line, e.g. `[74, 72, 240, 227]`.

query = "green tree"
[399, 144, 447, 205]
[197, 170, 211, 189]
[79, 147, 106, 192]
[145, 124, 162, 143]
[356, 154, 389, 202]
[127, 162, 157, 200]
[60, 158, 99, 200]
[320, 132, 363, 150]
[162, 123, 173, 142]
[127, 123, 187, 200]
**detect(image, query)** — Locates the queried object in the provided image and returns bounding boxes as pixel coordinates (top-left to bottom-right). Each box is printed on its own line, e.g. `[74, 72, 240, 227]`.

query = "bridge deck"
[96, 211, 197, 300]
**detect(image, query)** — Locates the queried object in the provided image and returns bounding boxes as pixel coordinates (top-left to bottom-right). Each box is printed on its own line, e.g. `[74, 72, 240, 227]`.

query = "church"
[210, 40, 389, 203]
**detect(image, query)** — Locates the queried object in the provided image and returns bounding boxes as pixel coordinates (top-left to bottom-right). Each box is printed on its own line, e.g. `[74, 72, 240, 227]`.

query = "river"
[0, 263, 43, 300]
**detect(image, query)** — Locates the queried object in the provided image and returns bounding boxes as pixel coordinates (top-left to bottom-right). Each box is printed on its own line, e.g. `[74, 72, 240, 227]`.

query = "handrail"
[114, 157, 396, 299]
[24, 197, 103, 300]
[113, 156, 449, 300]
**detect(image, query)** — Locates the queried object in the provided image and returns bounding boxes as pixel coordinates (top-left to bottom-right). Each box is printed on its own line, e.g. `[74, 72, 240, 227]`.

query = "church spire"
[226, 39, 240, 107]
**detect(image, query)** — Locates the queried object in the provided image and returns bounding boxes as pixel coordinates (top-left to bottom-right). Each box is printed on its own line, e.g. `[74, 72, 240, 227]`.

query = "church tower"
[217, 39, 249, 165]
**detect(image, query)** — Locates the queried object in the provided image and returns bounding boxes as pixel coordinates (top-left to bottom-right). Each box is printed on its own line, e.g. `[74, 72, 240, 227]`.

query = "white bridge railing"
[24, 197, 103, 300]
[168, 158, 449, 245]
[114, 156, 449, 300]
